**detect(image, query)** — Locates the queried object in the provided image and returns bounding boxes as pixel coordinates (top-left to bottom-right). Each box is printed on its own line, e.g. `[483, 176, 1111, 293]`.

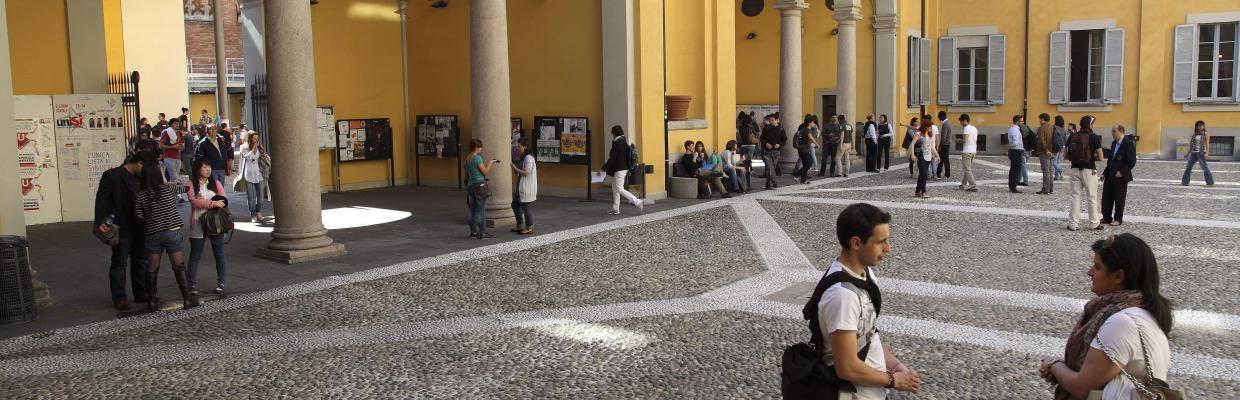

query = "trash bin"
[0, 236, 37, 325]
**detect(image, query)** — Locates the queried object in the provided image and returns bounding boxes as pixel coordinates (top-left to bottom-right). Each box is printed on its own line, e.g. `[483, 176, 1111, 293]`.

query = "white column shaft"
[214, 0, 229, 122]
[777, 5, 806, 165]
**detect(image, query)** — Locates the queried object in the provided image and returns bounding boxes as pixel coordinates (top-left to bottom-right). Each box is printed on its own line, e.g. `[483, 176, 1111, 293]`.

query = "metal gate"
[249, 74, 269, 150]
[107, 71, 141, 141]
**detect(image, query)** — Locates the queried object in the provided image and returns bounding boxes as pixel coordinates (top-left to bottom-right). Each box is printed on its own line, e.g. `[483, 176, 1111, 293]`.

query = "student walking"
[601, 126, 642, 214]
[958, 114, 979, 192]
[902, 117, 919, 176]
[158, 119, 185, 185]
[236, 132, 268, 223]
[1035, 113, 1056, 195]
[761, 115, 786, 189]
[1066, 116, 1105, 231]
[911, 119, 938, 198]
[1181, 120, 1216, 186]
[819, 115, 842, 177]
[876, 114, 894, 171]
[794, 115, 820, 184]
[132, 163, 196, 310]
[1040, 234, 1173, 400]
[936, 111, 952, 178]
[195, 126, 230, 185]
[1101, 125, 1136, 226]
[93, 151, 152, 310]
[511, 139, 537, 234]
[464, 139, 500, 239]
[1006, 115, 1026, 193]
[782, 203, 921, 398]
[186, 158, 228, 296]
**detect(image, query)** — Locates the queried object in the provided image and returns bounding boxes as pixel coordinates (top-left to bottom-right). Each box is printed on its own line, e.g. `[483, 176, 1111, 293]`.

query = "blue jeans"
[1182, 152, 1215, 185]
[188, 234, 228, 290]
[1019, 151, 1029, 184]
[467, 192, 487, 235]
[162, 158, 181, 183]
[723, 165, 742, 192]
[1052, 151, 1064, 178]
[246, 181, 264, 217]
[211, 169, 226, 186]
[511, 192, 534, 229]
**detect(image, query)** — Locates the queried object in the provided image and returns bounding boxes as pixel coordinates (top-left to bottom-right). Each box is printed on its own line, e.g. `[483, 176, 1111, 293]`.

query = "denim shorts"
[144, 230, 184, 254]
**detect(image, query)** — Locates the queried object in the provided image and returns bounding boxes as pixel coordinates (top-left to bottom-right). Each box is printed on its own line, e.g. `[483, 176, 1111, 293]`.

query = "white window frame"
[938, 30, 1005, 106]
[906, 35, 931, 107]
[1050, 21, 1124, 106]
[1195, 22, 1239, 101]
[956, 47, 989, 104]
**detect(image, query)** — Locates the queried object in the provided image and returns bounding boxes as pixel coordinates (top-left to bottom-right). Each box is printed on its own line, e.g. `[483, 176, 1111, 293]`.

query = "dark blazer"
[1104, 134, 1137, 183]
[94, 165, 142, 228]
[195, 136, 229, 170]
[604, 136, 630, 175]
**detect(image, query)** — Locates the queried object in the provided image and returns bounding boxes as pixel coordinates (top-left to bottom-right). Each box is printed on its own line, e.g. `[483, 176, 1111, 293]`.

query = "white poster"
[53, 94, 125, 222]
[13, 95, 61, 225]
[317, 106, 336, 149]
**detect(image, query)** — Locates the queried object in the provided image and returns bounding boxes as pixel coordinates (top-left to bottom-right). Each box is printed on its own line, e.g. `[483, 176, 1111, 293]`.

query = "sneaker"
[469, 233, 480, 239]
[721, 193, 732, 198]
[966, 187, 979, 192]
[607, 210, 621, 215]
[1067, 225, 1080, 231]
[1092, 225, 1105, 231]
[478, 232, 493, 239]
[213, 287, 224, 295]
[1109, 221, 1123, 226]
[919, 193, 930, 198]
[190, 289, 199, 296]
[518, 228, 534, 235]
[636, 200, 645, 213]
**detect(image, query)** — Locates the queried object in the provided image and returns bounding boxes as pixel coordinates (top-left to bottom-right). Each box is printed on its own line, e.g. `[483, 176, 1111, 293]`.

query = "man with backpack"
[1035, 113, 1056, 195]
[1065, 116, 1105, 231]
[761, 114, 786, 189]
[1005, 115, 1027, 193]
[1020, 120, 1036, 187]
[781, 203, 920, 398]
[936, 111, 952, 179]
[601, 125, 643, 214]
[819, 115, 842, 177]
[1051, 116, 1069, 180]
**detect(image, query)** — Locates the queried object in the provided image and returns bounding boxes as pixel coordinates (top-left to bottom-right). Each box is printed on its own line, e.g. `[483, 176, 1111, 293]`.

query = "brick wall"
[184, 0, 243, 61]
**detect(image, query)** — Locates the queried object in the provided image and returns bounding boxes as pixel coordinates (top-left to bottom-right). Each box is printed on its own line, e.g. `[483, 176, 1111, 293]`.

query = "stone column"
[255, 0, 345, 264]
[66, 0, 109, 93]
[214, 0, 230, 123]
[834, 1, 862, 144]
[471, 0, 515, 226]
[873, 5, 899, 146]
[775, 0, 808, 168]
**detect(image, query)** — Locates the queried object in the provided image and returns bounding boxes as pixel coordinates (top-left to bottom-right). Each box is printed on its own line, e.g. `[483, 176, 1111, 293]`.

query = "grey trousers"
[1039, 152, 1056, 193]
[762, 148, 781, 187]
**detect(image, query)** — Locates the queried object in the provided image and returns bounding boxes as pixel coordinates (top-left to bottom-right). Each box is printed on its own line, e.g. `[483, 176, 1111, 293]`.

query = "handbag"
[1087, 313, 1184, 400]
[92, 216, 120, 247]
[234, 176, 247, 193]
[468, 180, 491, 199]
[199, 196, 235, 243]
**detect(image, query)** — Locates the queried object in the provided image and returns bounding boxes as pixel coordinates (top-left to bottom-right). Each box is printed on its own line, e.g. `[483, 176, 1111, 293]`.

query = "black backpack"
[793, 129, 808, 149]
[781, 270, 882, 400]
[1022, 126, 1038, 153]
[627, 143, 638, 171]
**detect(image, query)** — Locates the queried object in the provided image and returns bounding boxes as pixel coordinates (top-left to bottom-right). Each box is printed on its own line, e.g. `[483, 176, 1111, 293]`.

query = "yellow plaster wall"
[634, 0, 667, 196]
[103, 0, 125, 75]
[121, 0, 188, 120]
[666, 0, 706, 120]
[188, 93, 243, 127]
[6, 0, 72, 95]
[311, 0, 407, 189]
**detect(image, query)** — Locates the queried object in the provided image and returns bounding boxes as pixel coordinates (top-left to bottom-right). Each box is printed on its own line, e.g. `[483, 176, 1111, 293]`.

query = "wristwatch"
[884, 371, 895, 388]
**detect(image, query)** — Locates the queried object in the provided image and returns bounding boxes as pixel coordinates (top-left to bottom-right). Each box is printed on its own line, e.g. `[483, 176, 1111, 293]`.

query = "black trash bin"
[0, 235, 37, 325]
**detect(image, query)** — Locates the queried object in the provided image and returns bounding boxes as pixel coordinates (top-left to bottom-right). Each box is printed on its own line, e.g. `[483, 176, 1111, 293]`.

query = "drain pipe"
[398, 0, 413, 185]
[919, 0, 925, 119]
[1022, 0, 1030, 121]
[662, 0, 669, 191]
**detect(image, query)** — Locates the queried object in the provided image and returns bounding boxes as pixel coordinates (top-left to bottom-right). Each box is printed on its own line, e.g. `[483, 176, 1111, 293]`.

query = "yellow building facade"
[4, 0, 1239, 228]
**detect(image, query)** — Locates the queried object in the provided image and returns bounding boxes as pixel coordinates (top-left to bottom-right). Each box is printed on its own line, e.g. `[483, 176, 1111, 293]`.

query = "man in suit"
[1101, 124, 1136, 226]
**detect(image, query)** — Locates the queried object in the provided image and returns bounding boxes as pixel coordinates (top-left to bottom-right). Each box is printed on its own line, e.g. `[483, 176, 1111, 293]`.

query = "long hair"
[725, 140, 738, 152]
[1091, 234, 1174, 334]
[918, 118, 934, 138]
[190, 157, 218, 197]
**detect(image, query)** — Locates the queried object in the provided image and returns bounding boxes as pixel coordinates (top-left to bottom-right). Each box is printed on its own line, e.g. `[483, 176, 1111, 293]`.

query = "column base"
[31, 278, 53, 307]
[485, 215, 517, 229]
[256, 243, 347, 264]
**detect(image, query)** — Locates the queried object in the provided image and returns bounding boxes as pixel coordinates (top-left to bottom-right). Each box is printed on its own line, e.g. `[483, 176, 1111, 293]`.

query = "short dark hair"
[1054, 115, 1065, 127]
[610, 125, 624, 137]
[1012, 114, 1024, 124]
[835, 203, 892, 250]
[937, 111, 947, 121]
[683, 140, 693, 149]
[1038, 113, 1050, 122]
[958, 113, 970, 122]
[469, 138, 484, 151]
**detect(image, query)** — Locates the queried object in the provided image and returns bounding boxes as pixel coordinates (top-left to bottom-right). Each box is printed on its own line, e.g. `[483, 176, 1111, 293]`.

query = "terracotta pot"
[666, 95, 692, 121]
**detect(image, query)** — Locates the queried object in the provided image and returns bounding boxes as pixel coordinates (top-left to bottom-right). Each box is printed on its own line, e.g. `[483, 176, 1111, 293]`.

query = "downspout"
[398, 0, 413, 185]
[919, 0, 925, 118]
[1022, 0, 1030, 120]
[662, 0, 669, 191]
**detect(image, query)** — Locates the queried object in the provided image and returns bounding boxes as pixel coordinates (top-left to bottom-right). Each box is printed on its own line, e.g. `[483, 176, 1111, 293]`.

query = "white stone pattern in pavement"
[2, 164, 1239, 390]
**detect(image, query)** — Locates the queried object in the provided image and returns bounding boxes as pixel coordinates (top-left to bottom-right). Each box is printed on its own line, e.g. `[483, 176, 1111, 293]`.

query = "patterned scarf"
[1055, 290, 1144, 400]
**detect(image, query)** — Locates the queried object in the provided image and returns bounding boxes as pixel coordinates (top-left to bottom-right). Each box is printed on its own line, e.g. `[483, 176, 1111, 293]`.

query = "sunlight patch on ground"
[529, 319, 653, 350]
[234, 207, 412, 233]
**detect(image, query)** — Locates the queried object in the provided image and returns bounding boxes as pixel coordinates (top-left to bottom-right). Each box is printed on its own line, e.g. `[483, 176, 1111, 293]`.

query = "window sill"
[1057, 103, 1113, 112]
[947, 104, 997, 113]
[668, 119, 709, 131]
[1182, 103, 1240, 112]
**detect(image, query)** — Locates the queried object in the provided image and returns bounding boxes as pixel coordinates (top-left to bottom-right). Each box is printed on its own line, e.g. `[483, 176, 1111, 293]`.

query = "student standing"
[1052, 116, 1069, 181]
[186, 158, 228, 296]
[237, 132, 267, 223]
[837, 115, 854, 177]
[936, 111, 952, 178]
[804, 203, 921, 398]
[1006, 115, 1027, 193]
[876, 115, 894, 172]
[910, 119, 938, 198]
[1101, 125, 1136, 226]
[464, 139, 500, 239]
[158, 119, 184, 184]
[1066, 116, 1106, 231]
[93, 152, 152, 310]
[819, 115, 842, 177]
[863, 115, 879, 172]
[1035, 113, 1056, 195]
[958, 114, 979, 192]
[903, 117, 919, 176]
[794, 115, 820, 184]
[511, 139, 538, 234]
[132, 164, 196, 310]
[1181, 120, 1216, 186]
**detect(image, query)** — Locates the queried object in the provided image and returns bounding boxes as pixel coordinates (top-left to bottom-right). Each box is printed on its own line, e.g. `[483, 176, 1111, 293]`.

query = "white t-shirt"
[817, 259, 888, 400]
[961, 125, 979, 154]
[1089, 307, 1170, 400]
[161, 127, 180, 145]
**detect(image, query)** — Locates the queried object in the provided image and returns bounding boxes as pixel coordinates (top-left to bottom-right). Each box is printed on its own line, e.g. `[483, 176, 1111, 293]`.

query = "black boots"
[171, 264, 198, 309]
[146, 266, 160, 312]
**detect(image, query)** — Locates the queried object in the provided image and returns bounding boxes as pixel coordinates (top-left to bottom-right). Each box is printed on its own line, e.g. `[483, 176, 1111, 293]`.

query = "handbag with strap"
[468, 180, 491, 199]
[1086, 313, 1185, 400]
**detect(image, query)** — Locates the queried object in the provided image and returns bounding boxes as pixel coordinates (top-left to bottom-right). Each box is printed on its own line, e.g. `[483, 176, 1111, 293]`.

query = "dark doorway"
[821, 94, 837, 118]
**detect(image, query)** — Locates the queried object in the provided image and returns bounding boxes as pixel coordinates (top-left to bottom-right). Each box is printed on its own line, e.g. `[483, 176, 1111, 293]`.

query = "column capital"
[773, 0, 809, 12]
[872, 13, 898, 33]
[832, 4, 862, 22]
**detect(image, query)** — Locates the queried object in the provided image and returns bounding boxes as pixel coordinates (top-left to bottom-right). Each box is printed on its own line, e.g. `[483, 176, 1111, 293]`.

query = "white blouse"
[239, 143, 263, 183]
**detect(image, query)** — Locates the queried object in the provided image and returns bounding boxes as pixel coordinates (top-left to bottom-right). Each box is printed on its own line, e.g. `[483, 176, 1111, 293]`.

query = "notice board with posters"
[317, 106, 336, 149]
[53, 94, 125, 222]
[532, 116, 590, 165]
[415, 115, 460, 157]
[13, 95, 62, 225]
[335, 118, 392, 162]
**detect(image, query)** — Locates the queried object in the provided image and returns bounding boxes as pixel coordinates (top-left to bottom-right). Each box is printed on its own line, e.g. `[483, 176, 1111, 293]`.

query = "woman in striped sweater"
[133, 163, 197, 310]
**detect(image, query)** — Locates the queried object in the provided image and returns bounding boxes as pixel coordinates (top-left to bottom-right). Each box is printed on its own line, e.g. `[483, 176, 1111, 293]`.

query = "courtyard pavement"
[0, 156, 1237, 399]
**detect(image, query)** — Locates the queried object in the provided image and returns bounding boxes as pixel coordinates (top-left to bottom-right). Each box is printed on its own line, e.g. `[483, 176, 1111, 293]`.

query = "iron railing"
[249, 74, 269, 150]
[107, 71, 141, 142]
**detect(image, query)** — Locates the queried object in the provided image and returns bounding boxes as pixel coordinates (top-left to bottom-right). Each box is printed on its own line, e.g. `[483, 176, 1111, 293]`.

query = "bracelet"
[885, 371, 895, 388]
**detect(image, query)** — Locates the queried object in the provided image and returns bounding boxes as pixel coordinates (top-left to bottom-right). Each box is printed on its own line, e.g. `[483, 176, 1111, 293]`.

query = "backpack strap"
[802, 268, 883, 357]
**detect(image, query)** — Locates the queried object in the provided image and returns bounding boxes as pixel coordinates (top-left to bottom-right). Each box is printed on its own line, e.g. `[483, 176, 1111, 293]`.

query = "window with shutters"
[957, 47, 989, 103]
[1069, 30, 1104, 102]
[1196, 22, 1238, 100]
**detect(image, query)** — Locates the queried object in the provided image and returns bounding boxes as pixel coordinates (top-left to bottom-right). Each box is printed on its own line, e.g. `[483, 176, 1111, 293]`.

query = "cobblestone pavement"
[1, 158, 1237, 399]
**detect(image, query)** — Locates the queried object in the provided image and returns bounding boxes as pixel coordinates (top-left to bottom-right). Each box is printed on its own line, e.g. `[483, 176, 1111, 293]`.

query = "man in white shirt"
[958, 114, 978, 192]
[813, 203, 920, 399]
[1006, 115, 1026, 193]
[863, 115, 878, 172]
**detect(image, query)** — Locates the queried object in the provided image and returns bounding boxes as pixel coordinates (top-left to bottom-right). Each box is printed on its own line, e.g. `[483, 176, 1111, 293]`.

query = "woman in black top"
[132, 164, 197, 310]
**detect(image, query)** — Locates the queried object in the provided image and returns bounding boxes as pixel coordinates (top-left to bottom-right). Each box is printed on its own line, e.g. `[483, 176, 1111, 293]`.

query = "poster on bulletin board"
[14, 95, 62, 225]
[415, 115, 460, 157]
[533, 116, 589, 165]
[336, 118, 392, 162]
[53, 94, 125, 222]
[317, 106, 335, 149]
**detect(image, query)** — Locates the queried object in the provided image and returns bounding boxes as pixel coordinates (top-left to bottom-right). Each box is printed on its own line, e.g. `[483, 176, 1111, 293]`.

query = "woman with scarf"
[1039, 233, 1173, 399]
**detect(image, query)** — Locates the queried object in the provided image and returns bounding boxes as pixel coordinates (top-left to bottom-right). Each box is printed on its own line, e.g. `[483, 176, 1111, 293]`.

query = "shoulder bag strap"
[1093, 312, 1163, 399]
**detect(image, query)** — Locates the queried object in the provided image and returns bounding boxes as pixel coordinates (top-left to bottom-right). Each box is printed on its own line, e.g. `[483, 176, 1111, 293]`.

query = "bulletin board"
[53, 94, 125, 222]
[14, 95, 62, 225]
[333, 118, 395, 190]
[532, 116, 590, 165]
[413, 114, 463, 188]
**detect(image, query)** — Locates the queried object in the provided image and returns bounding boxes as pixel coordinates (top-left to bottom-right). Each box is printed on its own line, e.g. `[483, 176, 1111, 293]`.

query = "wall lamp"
[746, 32, 757, 40]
